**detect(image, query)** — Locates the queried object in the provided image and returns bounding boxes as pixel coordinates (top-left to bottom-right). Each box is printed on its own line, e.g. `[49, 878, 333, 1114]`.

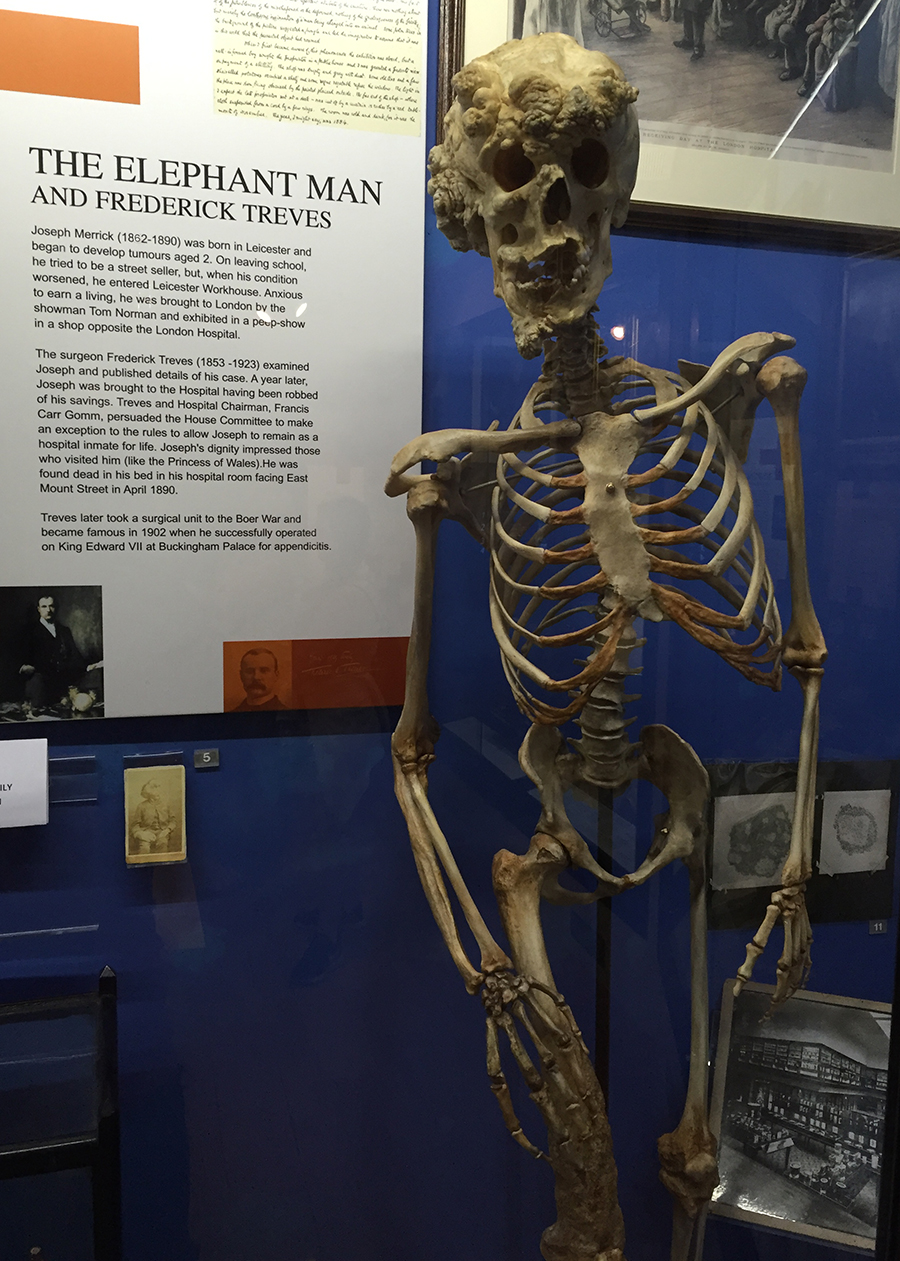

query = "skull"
[429, 34, 639, 358]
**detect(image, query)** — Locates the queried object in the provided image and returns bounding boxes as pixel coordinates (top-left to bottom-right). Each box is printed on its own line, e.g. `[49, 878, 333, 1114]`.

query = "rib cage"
[488, 360, 783, 728]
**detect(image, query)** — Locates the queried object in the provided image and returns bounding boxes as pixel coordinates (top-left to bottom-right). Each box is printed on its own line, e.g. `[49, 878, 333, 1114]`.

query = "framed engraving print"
[441, 0, 900, 240]
[710, 981, 891, 1250]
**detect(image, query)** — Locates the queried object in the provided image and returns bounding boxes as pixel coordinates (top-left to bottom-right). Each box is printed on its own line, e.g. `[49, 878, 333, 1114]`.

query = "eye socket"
[493, 143, 536, 192]
[571, 139, 609, 189]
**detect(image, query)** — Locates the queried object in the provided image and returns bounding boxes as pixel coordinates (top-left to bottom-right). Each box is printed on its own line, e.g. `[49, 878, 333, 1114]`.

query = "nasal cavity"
[543, 178, 571, 225]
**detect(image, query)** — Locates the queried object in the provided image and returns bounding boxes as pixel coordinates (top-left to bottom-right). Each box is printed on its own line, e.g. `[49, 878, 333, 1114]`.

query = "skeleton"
[386, 33, 826, 1261]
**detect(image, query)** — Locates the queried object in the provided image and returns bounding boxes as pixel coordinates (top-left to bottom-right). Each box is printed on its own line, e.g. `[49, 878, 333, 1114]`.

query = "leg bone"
[639, 733, 719, 1258]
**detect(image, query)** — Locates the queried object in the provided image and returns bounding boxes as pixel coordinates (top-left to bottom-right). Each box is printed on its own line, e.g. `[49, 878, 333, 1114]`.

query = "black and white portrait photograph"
[820, 788, 891, 875]
[711, 791, 795, 890]
[0, 587, 103, 722]
[507, 0, 898, 171]
[710, 982, 891, 1249]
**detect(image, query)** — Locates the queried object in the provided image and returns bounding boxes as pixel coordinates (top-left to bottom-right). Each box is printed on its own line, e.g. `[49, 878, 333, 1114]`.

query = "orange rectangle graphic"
[223, 638, 409, 713]
[0, 10, 139, 104]
[292, 637, 408, 710]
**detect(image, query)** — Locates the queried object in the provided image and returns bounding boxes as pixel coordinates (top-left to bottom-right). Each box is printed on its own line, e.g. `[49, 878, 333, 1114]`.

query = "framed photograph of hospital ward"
[124, 765, 187, 867]
[440, 0, 900, 240]
[710, 981, 891, 1250]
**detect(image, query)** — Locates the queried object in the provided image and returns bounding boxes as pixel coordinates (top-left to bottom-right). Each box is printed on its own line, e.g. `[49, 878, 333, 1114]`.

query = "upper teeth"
[508, 246, 591, 292]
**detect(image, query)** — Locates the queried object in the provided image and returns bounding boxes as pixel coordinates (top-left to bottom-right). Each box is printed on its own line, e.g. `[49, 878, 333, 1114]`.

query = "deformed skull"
[429, 34, 639, 358]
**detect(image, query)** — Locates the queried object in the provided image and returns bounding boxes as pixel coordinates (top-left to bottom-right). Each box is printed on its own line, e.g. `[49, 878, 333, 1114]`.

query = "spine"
[570, 605, 643, 790]
[551, 314, 615, 418]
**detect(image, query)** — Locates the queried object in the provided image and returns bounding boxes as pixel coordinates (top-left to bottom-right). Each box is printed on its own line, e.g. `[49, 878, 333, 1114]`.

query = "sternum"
[576, 413, 653, 616]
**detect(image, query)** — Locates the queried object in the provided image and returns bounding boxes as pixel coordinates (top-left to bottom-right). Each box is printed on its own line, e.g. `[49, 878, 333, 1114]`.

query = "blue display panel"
[0, 1168, 93, 1261]
[2, 217, 893, 1260]
[0, 727, 591, 1259]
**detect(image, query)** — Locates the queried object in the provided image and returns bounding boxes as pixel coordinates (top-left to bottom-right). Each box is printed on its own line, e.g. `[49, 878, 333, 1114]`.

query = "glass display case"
[419, 213, 900, 1260]
[0, 1, 898, 1259]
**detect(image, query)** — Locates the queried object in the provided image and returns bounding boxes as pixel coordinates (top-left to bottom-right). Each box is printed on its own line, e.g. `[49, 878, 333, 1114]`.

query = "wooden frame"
[436, 0, 900, 252]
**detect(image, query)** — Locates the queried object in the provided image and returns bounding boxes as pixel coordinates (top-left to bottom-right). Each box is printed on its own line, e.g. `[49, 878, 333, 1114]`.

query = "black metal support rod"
[93, 966, 122, 1261]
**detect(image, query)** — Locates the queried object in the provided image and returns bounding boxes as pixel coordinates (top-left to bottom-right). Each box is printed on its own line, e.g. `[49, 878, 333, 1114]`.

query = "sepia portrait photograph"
[124, 765, 186, 866]
[0, 586, 104, 723]
[711, 982, 890, 1249]
[506, 0, 897, 170]
[222, 640, 293, 713]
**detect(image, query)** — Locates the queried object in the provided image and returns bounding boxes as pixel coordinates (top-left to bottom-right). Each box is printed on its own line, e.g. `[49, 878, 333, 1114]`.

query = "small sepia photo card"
[124, 764, 186, 866]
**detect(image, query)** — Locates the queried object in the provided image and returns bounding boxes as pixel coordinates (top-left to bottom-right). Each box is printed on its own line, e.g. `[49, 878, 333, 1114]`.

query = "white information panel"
[0, 1, 424, 720]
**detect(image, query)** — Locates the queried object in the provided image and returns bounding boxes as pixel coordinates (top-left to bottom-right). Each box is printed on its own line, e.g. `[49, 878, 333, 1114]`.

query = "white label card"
[0, 738, 49, 828]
